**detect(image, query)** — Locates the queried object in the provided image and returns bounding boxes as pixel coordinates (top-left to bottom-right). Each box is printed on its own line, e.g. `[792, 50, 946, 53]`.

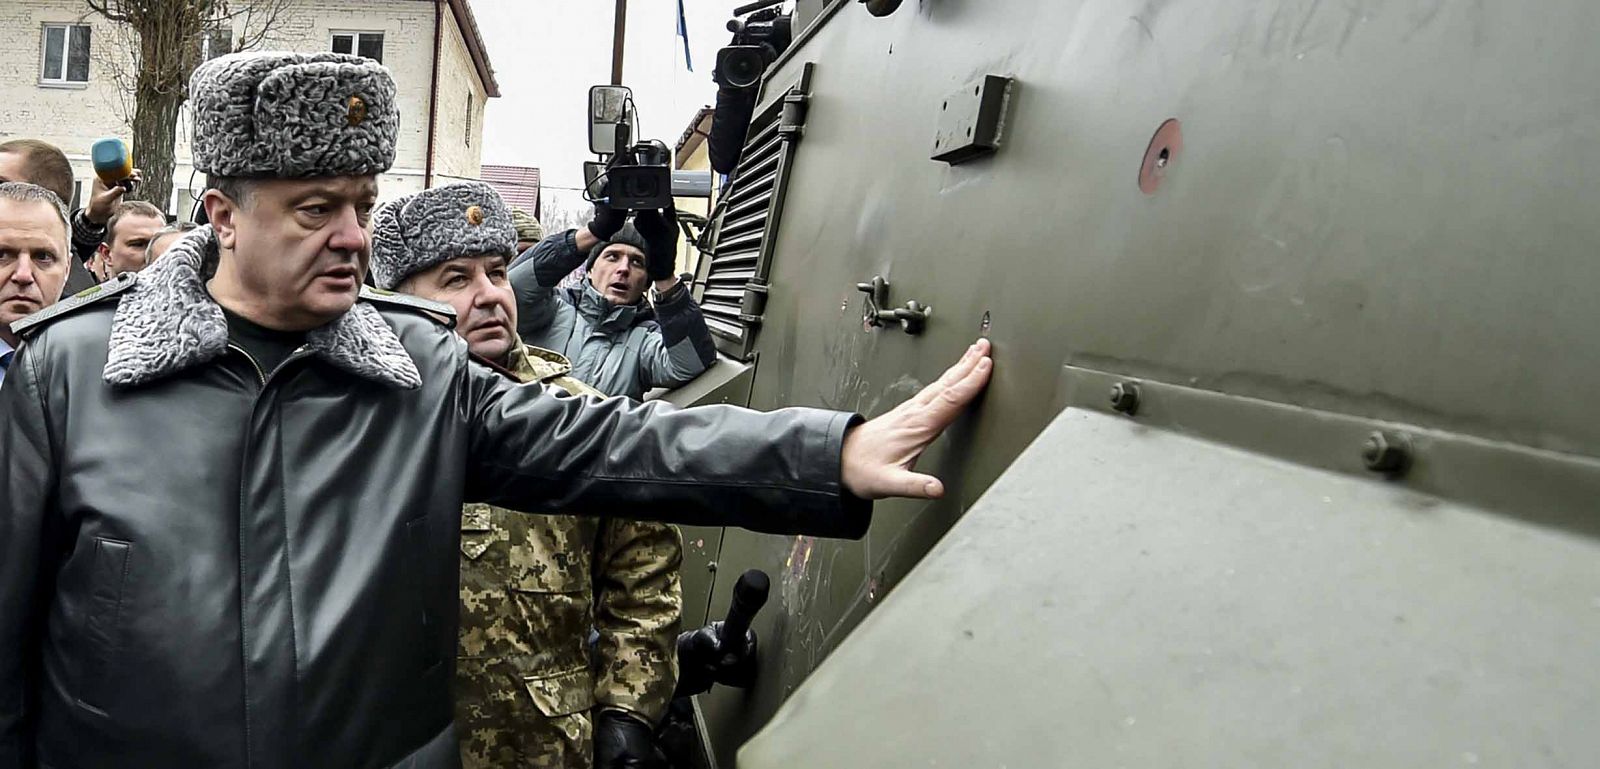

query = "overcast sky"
[473, 0, 750, 189]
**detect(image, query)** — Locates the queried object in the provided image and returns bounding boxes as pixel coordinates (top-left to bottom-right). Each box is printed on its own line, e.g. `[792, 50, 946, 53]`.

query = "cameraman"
[509, 202, 716, 400]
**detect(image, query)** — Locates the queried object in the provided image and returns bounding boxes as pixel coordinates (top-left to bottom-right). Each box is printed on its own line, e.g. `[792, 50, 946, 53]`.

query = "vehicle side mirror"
[588, 85, 633, 155]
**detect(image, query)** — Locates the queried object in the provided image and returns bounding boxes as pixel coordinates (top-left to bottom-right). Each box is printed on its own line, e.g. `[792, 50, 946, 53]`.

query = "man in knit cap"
[509, 202, 715, 400]
[371, 182, 681, 769]
[0, 51, 993, 769]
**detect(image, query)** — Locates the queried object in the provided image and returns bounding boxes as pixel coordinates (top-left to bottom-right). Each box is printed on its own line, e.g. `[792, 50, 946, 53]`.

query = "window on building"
[466, 95, 474, 146]
[40, 24, 91, 85]
[202, 25, 233, 61]
[331, 31, 384, 63]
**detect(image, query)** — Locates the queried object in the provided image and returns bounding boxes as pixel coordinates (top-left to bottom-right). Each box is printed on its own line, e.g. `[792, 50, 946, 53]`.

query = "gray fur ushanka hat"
[189, 51, 399, 178]
[369, 182, 517, 290]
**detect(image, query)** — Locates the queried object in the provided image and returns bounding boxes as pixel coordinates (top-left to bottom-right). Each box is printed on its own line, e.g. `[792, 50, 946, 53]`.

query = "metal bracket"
[932, 75, 1014, 165]
[856, 276, 931, 335]
[1053, 363, 1600, 539]
[779, 90, 810, 141]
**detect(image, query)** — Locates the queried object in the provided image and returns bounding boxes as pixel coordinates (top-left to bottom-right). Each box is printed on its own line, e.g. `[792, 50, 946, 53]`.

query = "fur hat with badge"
[189, 51, 399, 178]
[369, 182, 517, 290]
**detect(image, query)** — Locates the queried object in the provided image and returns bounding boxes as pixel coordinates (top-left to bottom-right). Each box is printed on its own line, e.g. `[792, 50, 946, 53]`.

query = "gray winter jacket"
[510, 229, 716, 399]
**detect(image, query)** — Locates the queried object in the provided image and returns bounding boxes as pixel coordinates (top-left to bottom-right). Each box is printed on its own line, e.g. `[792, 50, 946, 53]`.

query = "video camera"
[714, 0, 794, 90]
[708, 0, 795, 175]
[583, 85, 672, 211]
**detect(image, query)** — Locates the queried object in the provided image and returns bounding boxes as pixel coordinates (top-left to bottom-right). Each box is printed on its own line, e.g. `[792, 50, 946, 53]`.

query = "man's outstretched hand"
[841, 338, 993, 500]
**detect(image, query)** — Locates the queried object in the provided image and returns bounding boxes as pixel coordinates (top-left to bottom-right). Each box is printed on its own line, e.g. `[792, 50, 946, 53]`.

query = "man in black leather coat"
[0, 53, 993, 769]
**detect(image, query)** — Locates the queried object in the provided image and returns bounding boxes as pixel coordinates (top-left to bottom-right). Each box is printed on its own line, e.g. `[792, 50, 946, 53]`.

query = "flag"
[677, 0, 694, 71]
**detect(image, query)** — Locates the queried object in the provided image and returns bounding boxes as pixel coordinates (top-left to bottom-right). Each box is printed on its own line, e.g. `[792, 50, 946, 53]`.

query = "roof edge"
[446, 0, 501, 98]
[676, 105, 716, 161]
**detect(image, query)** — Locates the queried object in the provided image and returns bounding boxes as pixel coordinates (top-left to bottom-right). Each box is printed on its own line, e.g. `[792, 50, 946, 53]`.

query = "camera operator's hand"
[632, 207, 680, 282]
[593, 709, 663, 769]
[84, 168, 144, 225]
[672, 621, 759, 699]
[586, 201, 628, 243]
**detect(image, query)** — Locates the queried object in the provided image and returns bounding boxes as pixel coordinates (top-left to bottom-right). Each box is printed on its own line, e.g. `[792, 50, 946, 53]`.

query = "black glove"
[631, 207, 680, 282]
[586, 201, 627, 242]
[672, 621, 758, 699]
[594, 709, 662, 769]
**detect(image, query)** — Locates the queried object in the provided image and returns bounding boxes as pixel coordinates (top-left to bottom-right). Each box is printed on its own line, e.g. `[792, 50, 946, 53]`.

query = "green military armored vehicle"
[657, 0, 1600, 765]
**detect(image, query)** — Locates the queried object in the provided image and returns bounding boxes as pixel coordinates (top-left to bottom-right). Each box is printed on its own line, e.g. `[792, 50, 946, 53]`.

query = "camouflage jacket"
[456, 342, 683, 769]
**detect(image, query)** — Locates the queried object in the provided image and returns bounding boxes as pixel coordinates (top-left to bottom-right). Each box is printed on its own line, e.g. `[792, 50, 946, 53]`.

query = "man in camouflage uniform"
[371, 182, 681, 768]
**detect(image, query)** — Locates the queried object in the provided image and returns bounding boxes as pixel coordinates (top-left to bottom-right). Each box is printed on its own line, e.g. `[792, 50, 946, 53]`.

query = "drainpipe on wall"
[425, 0, 444, 188]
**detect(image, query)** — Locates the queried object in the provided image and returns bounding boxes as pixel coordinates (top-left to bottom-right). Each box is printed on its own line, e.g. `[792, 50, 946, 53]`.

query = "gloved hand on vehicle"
[586, 201, 628, 241]
[594, 709, 663, 769]
[672, 621, 759, 699]
[631, 207, 681, 282]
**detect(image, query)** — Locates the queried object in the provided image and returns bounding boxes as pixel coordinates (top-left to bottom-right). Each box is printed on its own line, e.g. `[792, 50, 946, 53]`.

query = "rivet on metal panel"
[979, 310, 991, 335]
[1138, 119, 1183, 194]
[707, 561, 719, 573]
[1362, 431, 1412, 476]
[1109, 382, 1141, 415]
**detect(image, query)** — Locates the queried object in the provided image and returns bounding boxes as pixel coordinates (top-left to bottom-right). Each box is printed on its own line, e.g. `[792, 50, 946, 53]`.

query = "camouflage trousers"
[456, 656, 595, 769]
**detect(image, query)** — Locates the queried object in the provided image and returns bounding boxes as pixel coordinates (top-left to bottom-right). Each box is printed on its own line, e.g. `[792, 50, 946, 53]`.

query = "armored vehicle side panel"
[687, 0, 1600, 764]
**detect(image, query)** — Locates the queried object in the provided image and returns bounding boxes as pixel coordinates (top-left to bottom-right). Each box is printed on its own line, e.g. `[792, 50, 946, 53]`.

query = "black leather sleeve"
[0, 345, 58, 768]
[463, 360, 872, 539]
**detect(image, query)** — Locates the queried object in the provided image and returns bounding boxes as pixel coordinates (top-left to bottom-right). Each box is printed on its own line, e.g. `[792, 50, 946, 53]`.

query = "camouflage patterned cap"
[369, 182, 517, 290]
[188, 51, 399, 178]
[510, 208, 543, 242]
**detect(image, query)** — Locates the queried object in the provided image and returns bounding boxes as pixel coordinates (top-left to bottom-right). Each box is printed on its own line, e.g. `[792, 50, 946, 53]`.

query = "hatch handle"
[857, 276, 931, 335]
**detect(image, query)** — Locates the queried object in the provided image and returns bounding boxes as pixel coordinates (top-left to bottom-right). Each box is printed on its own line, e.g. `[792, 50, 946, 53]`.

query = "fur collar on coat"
[103, 225, 421, 390]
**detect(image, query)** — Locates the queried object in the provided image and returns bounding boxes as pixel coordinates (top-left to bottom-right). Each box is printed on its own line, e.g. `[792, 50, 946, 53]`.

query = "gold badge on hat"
[465, 205, 485, 226]
[346, 95, 368, 126]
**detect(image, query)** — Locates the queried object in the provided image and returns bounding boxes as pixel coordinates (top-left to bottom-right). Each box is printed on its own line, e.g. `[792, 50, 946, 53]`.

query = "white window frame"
[40, 23, 91, 87]
[330, 30, 385, 63]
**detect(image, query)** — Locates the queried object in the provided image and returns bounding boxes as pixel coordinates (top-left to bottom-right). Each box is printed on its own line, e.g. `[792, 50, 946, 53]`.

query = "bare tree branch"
[80, 0, 289, 213]
[82, 0, 132, 24]
[87, 19, 141, 123]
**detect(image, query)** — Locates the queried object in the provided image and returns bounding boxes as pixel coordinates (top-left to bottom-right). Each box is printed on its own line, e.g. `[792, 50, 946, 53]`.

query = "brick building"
[0, 0, 499, 216]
